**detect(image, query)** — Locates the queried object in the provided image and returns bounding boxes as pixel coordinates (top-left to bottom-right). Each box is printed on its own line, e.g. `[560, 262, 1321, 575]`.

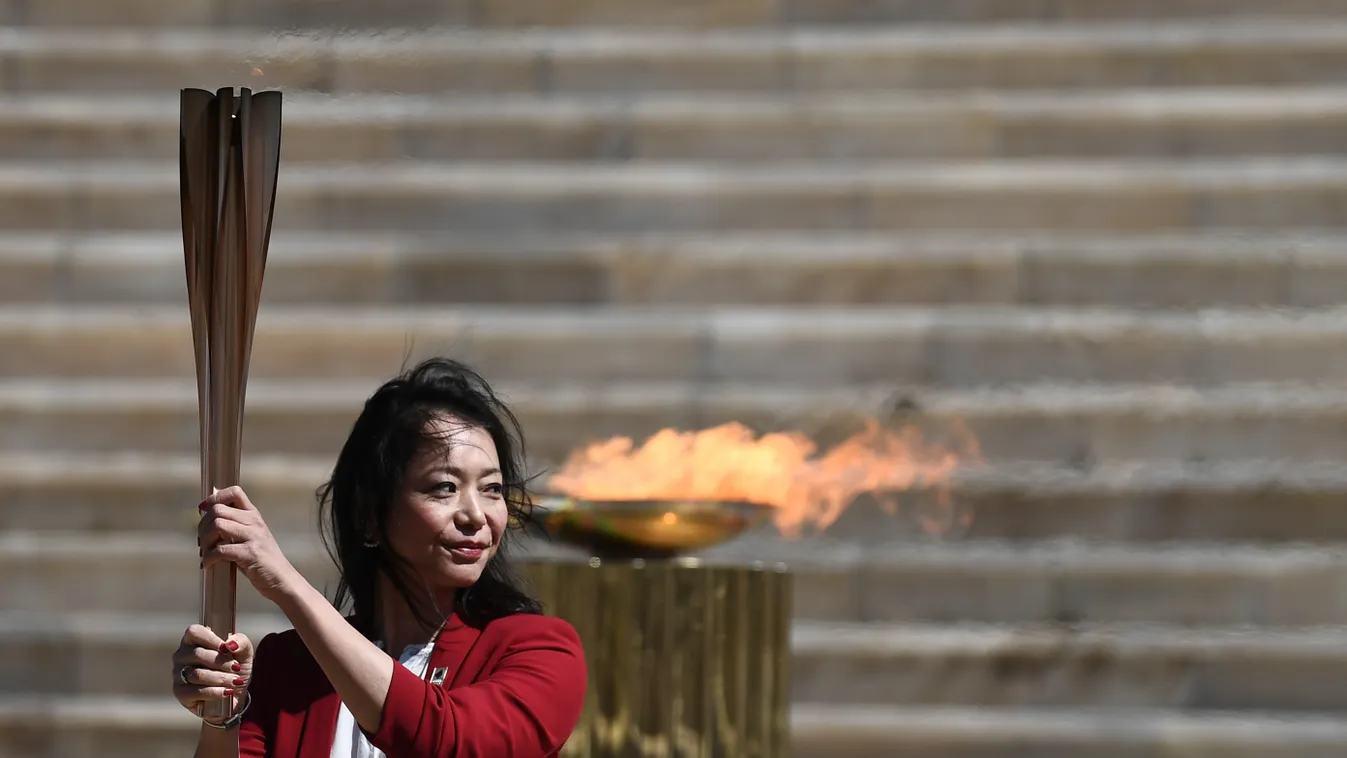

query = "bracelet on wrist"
[201, 691, 251, 730]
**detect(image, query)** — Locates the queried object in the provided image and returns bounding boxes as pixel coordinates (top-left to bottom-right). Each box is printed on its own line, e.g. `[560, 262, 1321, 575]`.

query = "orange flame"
[547, 420, 980, 536]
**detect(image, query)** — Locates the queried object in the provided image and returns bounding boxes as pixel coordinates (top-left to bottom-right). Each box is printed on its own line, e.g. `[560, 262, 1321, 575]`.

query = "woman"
[169, 358, 586, 758]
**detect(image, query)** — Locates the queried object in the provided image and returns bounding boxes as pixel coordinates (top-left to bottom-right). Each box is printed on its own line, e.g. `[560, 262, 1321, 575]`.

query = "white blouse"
[330, 640, 435, 758]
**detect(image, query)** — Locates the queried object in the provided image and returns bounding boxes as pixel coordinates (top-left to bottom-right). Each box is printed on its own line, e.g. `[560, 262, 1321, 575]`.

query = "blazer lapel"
[433, 613, 483, 687]
[295, 683, 341, 758]
[291, 613, 479, 758]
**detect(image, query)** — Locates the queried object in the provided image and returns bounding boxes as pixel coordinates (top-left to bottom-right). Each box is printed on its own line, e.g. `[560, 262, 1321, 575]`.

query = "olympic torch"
[180, 87, 282, 723]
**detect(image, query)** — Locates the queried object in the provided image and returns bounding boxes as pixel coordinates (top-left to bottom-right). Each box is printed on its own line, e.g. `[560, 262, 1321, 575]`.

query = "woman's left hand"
[199, 486, 302, 602]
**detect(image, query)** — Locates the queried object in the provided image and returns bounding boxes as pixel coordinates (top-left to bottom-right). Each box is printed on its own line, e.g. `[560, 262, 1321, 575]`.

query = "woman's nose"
[455, 494, 488, 529]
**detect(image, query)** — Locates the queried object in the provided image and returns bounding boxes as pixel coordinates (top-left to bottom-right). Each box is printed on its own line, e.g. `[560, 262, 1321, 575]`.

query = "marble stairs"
[5, 1, 1347, 757]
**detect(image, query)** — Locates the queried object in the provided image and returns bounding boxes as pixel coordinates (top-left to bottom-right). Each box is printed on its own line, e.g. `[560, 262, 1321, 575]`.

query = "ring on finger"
[179, 665, 193, 685]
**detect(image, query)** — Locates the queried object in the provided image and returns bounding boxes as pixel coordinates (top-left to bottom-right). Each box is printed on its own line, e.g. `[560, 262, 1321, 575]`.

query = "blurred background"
[6, 0, 1347, 756]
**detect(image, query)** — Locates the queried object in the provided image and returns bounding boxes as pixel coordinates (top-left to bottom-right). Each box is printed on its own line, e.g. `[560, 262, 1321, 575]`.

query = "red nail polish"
[226, 641, 239, 652]
[232, 662, 241, 673]
[233, 677, 246, 686]
[224, 688, 234, 696]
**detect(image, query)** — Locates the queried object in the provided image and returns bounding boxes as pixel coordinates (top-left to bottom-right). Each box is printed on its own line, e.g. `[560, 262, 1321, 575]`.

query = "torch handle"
[201, 565, 237, 639]
[200, 483, 240, 724]
[200, 484, 239, 646]
[201, 563, 238, 661]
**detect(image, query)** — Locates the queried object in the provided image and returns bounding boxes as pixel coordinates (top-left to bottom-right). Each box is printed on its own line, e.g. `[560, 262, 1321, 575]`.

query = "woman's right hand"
[171, 624, 254, 721]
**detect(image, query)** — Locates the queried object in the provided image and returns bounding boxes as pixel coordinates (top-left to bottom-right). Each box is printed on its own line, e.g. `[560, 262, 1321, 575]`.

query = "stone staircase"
[7, 1, 1347, 757]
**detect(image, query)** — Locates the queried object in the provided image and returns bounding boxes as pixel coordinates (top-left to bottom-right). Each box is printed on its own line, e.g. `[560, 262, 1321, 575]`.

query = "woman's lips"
[445, 545, 485, 561]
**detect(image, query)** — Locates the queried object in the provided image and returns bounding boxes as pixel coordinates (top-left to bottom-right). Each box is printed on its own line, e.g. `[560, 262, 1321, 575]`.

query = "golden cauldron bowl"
[531, 496, 776, 559]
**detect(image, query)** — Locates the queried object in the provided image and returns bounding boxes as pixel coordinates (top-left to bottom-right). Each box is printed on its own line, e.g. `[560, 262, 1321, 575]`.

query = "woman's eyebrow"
[433, 464, 502, 478]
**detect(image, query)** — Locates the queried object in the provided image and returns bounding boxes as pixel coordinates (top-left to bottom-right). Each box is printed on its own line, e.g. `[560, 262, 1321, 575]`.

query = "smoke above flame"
[546, 420, 980, 537]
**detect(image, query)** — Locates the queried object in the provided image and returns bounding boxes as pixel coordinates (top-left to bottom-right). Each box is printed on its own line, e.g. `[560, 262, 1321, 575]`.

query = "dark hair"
[317, 357, 542, 636]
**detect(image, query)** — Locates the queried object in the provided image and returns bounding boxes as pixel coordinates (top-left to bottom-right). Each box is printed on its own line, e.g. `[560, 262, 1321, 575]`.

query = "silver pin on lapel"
[429, 667, 448, 685]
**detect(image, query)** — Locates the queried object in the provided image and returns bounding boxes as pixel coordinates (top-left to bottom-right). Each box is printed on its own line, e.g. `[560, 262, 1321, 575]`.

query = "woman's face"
[386, 416, 508, 591]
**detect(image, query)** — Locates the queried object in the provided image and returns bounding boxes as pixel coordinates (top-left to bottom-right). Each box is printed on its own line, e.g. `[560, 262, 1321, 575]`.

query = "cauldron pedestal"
[520, 558, 792, 758]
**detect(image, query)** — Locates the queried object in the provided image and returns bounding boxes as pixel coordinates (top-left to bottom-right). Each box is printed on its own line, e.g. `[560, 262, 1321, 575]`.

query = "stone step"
[8, 158, 1347, 233]
[1, 697, 1344, 758]
[684, 536, 1347, 627]
[8, 379, 1347, 467]
[7, 612, 1347, 712]
[10, 533, 1347, 626]
[0, 611, 291, 698]
[6, 305, 1347, 386]
[6, 451, 1347, 545]
[790, 705, 1347, 758]
[16, 89, 1347, 162]
[0, 697, 198, 758]
[792, 622, 1347, 712]
[15, 0, 1347, 28]
[10, 24, 1347, 95]
[788, 0, 1347, 25]
[8, 231, 1347, 310]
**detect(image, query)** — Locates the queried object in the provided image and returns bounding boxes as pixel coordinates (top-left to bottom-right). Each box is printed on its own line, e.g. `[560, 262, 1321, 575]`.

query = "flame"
[548, 420, 980, 537]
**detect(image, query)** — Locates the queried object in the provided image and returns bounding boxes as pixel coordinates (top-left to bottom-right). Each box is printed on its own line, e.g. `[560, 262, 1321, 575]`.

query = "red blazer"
[238, 612, 587, 758]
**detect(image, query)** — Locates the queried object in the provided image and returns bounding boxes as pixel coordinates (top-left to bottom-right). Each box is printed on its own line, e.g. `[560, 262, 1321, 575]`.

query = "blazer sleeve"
[238, 632, 281, 758]
[364, 615, 587, 758]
